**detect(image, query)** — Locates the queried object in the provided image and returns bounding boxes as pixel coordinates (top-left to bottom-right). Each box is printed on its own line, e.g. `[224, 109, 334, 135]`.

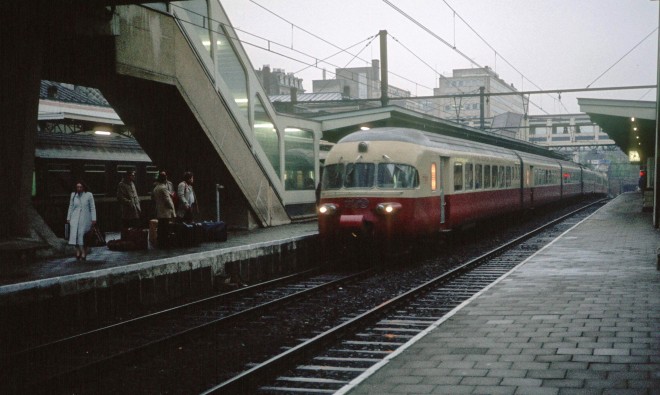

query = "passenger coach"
[318, 127, 606, 244]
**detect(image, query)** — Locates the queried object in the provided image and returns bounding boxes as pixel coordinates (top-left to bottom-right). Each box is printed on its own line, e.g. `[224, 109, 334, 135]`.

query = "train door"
[529, 165, 535, 208]
[439, 157, 448, 224]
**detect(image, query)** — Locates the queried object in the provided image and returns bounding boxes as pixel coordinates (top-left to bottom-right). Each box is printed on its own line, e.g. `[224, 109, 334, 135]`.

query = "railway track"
[207, 199, 606, 394]
[1, 198, 606, 394]
[0, 269, 369, 394]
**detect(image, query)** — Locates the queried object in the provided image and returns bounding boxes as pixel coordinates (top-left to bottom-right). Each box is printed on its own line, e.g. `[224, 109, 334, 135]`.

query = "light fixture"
[94, 130, 111, 136]
[633, 127, 638, 131]
[360, 126, 370, 131]
[631, 117, 635, 122]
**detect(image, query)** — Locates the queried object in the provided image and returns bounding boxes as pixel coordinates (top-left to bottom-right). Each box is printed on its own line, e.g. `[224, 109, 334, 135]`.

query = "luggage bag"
[169, 222, 199, 248]
[122, 227, 149, 250]
[200, 221, 227, 242]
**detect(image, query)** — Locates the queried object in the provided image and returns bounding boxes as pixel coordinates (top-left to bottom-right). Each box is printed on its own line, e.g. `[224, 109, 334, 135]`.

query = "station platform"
[344, 192, 660, 395]
[0, 222, 318, 310]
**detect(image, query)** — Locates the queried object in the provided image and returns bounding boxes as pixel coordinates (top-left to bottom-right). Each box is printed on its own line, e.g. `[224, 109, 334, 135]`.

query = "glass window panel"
[284, 128, 315, 190]
[216, 25, 248, 119]
[322, 164, 344, 190]
[453, 163, 463, 191]
[47, 163, 73, 197]
[475, 164, 482, 189]
[344, 163, 375, 188]
[484, 165, 491, 188]
[145, 165, 159, 192]
[506, 166, 512, 187]
[84, 164, 107, 195]
[465, 163, 473, 190]
[499, 166, 505, 187]
[377, 163, 419, 189]
[253, 96, 280, 174]
[492, 165, 499, 188]
[172, 1, 212, 59]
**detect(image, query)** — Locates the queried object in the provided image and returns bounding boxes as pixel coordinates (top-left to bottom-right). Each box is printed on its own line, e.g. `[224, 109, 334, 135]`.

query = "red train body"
[318, 127, 607, 244]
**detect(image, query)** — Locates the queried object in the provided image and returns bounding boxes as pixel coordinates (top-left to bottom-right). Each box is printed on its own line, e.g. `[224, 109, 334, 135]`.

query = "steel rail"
[9, 268, 371, 393]
[205, 199, 607, 394]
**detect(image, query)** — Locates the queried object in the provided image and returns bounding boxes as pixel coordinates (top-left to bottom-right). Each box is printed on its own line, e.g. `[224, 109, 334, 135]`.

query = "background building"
[434, 67, 526, 124]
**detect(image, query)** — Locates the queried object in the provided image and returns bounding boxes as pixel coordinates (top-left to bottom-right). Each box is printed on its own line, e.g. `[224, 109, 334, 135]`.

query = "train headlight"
[318, 203, 338, 215]
[376, 202, 402, 215]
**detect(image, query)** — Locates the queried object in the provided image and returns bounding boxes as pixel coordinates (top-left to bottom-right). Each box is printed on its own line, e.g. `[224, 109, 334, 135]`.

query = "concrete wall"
[0, 234, 318, 337]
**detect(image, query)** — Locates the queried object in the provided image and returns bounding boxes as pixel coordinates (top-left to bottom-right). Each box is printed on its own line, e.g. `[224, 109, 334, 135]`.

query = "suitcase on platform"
[200, 221, 227, 242]
[169, 222, 198, 248]
[122, 227, 149, 250]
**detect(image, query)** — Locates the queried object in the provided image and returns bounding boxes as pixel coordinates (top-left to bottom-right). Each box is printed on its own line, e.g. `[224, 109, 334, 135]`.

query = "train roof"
[337, 127, 588, 168]
[339, 127, 519, 157]
[35, 132, 152, 162]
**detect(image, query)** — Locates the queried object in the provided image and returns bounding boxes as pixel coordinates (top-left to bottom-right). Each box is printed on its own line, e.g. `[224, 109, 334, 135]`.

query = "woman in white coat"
[66, 181, 97, 260]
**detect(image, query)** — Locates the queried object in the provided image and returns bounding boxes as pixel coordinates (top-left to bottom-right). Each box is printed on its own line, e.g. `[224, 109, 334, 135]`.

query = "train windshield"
[377, 163, 419, 189]
[344, 163, 375, 188]
[322, 163, 345, 190]
[322, 162, 419, 190]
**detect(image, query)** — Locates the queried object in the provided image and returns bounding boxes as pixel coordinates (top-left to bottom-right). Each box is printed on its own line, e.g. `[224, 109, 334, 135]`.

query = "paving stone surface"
[345, 193, 660, 395]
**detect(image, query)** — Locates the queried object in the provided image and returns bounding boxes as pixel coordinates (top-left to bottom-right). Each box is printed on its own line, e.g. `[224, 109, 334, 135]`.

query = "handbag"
[84, 224, 106, 247]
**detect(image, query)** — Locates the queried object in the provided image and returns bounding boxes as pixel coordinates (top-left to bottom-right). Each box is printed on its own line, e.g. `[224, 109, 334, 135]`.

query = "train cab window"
[344, 163, 375, 188]
[46, 163, 73, 197]
[84, 164, 107, 195]
[377, 163, 419, 189]
[484, 165, 491, 188]
[322, 163, 345, 190]
[505, 166, 512, 187]
[453, 162, 463, 191]
[475, 164, 482, 189]
[465, 163, 473, 190]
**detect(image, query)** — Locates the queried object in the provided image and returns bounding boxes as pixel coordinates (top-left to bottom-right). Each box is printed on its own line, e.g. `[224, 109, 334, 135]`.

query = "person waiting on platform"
[66, 181, 96, 261]
[153, 172, 176, 248]
[151, 169, 175, 216]
[117, 169, 142, 229]
[177, 171, 197, 222]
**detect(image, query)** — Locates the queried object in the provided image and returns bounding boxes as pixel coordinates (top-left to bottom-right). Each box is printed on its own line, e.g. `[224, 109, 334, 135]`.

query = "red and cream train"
[317, 127, 607, 243]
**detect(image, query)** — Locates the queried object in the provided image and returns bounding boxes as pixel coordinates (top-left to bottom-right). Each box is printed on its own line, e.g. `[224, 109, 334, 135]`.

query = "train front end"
[317, 131, 425, 253]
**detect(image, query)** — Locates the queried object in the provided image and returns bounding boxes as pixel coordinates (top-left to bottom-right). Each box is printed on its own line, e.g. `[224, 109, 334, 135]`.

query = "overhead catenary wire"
[586, 26, 658, 88]
[249, 0, 436, 96]
[383, 0, 565, 113]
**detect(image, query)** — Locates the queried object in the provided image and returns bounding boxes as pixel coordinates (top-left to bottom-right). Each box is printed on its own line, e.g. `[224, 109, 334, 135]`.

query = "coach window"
[475, 164, 482, 189]
[465, 163, 473, 190]
[84, 164, 107, 196]
[505, 166, 512, 187]
[492, 165, 499, 189]
[145, 166, 159, 192]
[453, 162, 463, 191]
[484, 164, 491, 188]
[499, 166, 506, 187]
[46, 163, 72, 197]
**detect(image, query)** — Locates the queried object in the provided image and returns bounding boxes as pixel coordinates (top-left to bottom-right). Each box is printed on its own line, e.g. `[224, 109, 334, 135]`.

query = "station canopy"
[578, 98, 656, 164]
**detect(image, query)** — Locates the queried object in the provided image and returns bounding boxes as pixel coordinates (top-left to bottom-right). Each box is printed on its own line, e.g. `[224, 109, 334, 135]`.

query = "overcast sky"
[220, 0, 658, 115]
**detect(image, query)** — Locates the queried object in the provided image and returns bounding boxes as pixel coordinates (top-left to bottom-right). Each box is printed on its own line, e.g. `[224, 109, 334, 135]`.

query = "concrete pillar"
[0, 3, 43, 238]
